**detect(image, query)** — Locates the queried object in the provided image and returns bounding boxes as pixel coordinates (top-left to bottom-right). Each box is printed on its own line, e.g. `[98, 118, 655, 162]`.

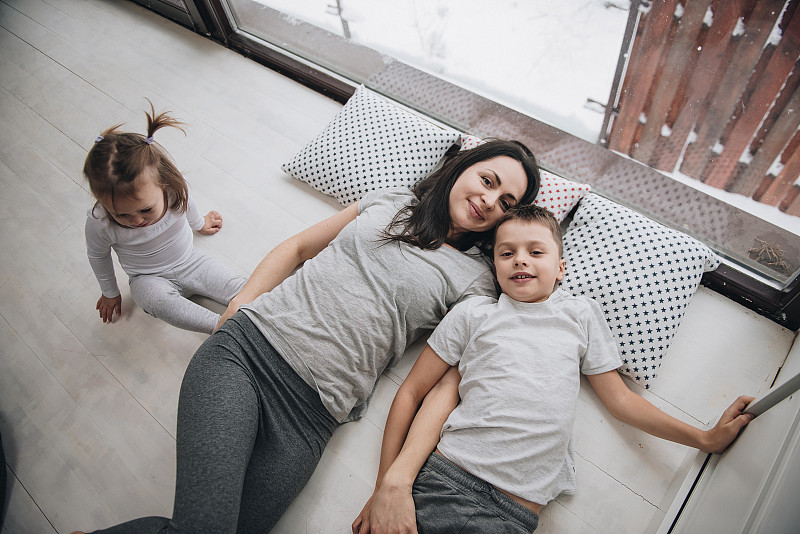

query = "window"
[235, 0, 630, 144]
[164, 0, 800, 326]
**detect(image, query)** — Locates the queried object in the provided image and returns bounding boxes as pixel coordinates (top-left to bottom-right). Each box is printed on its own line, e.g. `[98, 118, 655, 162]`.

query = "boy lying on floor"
[353, 204, 754, 534]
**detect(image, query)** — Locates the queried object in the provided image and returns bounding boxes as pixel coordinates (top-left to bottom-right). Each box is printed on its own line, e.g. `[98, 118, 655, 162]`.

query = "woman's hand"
[216, 295, 244, 331]
[352, 493, 374, 534]
[352, 479, 417, 534]
[200, 210, 223, 235]
[96, 294, 122, 323]
[701, 395, 755, 453]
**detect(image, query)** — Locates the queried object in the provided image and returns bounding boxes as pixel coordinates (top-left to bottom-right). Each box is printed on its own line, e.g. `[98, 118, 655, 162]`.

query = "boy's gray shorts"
[413, 452, 539, 533]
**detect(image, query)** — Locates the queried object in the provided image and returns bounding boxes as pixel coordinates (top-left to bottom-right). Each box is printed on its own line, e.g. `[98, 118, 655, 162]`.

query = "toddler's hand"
[200, 210, 223, 235]
[96, 294, 122, 323]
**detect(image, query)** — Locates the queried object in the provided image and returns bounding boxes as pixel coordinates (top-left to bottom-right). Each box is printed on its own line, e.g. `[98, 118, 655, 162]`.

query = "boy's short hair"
[494, 204, 563, 257]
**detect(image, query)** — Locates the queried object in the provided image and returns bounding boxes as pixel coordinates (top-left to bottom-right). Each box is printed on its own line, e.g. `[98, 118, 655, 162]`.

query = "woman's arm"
[352, 347, 455, 534]
[587, 371, 754, 453]
[217, 202, 359, 327]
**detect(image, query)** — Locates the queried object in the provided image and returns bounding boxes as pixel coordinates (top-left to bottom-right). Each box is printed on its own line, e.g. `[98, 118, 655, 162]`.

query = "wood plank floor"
[0, 1, 796, 533]
[0, 0, 357, 531]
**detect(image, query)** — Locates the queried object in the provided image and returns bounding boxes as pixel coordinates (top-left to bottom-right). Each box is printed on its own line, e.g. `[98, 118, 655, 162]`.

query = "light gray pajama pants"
[88, 312, 339, 533]
[129, 248, 246, 334]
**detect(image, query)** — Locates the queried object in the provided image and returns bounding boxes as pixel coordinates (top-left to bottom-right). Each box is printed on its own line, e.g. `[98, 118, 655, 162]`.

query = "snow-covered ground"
[256, 0, 800, 236]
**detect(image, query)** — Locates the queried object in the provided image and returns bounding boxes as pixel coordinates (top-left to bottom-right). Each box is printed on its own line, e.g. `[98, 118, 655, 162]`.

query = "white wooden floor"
[1, 1, 797, 533]
[0, 0, 356, 531]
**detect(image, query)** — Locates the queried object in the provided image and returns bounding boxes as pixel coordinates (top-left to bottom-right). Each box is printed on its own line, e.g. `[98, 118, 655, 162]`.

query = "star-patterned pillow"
[282, 85, 460, 205]
[459, 135, 591, 222]
[562, 193, 720, 388]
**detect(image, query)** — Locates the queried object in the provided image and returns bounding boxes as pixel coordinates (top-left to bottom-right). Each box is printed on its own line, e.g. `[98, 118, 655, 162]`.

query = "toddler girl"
[83, 104, 246, 334]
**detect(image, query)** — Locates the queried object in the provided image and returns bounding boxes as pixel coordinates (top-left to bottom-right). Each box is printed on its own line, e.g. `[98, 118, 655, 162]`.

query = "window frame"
[138, 0, 800, 330]
[131, 0, 211, 34]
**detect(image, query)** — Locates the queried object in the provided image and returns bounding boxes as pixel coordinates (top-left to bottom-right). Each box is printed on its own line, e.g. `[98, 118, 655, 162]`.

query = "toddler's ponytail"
[144, 100, 185, 148]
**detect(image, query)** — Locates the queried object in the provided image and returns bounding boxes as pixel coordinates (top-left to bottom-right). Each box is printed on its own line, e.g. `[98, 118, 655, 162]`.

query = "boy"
[353, 204, 755, 534]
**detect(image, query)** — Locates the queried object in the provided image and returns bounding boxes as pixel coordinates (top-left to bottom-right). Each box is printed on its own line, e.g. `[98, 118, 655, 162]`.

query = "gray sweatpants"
[413, 452, 539, 533]
[129, 248, 246, 334]
[89, 313, 339, 533]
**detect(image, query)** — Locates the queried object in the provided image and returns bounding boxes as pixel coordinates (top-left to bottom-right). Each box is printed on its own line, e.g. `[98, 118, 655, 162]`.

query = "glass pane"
[244, 0, 628, 143]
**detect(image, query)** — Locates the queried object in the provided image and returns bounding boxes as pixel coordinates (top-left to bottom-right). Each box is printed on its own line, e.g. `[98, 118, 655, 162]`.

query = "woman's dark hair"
[84, 101, 188, 224]
[383, 139, 541, 253]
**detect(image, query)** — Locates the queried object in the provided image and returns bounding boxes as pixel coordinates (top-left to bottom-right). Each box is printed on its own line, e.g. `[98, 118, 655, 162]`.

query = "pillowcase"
[459, 134, 484, 151]
[459, 135, 591, 222]
[561, 193, 721, 389]
[536, 169, 592, 222]
[282, 85, 460, 205]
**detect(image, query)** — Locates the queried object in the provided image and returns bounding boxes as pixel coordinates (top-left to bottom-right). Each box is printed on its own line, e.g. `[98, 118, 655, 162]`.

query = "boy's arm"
[352, 346, 456, 534]
[217, 202, 359, 328]
[587, 371, 754, 453]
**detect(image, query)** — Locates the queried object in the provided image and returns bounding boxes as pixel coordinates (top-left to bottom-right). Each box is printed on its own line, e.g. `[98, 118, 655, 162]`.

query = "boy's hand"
[96, 294, 122, 323]
[703, 395, 756, 453]
[352, 479, 417, 534]
[200, 210, 223, 235]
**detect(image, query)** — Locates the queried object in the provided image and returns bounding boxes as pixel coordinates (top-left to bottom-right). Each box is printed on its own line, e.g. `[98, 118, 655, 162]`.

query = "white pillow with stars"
[282, 85, 460, 205]
[561, 193, 720, 389]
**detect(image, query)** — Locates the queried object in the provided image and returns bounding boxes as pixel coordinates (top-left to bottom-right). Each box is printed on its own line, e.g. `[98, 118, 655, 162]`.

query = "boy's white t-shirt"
[428, 289, 622, 505]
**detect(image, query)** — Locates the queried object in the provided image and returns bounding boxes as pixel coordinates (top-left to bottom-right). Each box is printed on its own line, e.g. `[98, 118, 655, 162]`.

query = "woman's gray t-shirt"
[242, 188, 496, 422]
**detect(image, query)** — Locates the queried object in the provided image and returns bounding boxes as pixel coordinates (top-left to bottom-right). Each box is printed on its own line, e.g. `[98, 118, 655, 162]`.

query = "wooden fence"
[607, 0, 800, 217]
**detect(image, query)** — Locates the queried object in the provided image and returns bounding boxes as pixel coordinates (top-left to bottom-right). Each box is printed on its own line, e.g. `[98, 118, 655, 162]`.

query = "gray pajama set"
[85, 197, 246, 333]
[89, 188, 496, 533]
[419, 291, 623, 533]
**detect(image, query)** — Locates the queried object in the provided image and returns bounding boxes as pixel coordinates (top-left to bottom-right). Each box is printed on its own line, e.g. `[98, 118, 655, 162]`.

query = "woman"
[79, 139, 541, 534]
